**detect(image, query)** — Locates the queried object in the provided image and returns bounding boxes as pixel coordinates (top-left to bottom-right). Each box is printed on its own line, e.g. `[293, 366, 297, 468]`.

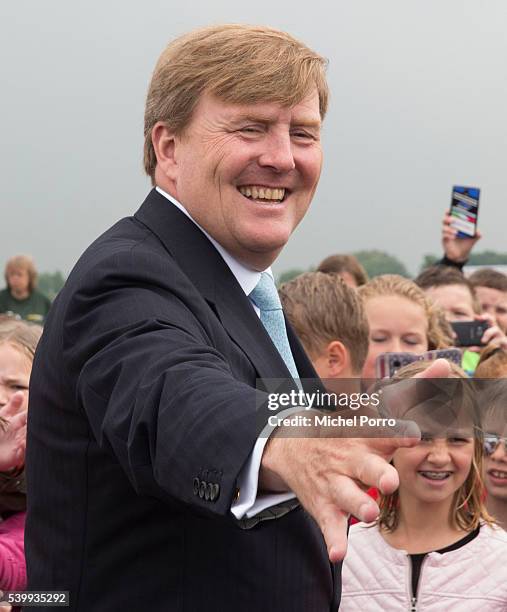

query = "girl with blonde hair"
[341, 361, 507, 610]
[358, 274, 453, 379]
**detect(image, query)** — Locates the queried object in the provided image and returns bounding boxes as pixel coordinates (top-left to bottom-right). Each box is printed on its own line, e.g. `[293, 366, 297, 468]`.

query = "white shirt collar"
[155, 186, 272, 296]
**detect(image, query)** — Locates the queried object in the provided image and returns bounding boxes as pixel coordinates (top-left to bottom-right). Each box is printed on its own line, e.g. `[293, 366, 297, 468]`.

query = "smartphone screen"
[375, 349, 463, 378]
[450, 185, 480, 238]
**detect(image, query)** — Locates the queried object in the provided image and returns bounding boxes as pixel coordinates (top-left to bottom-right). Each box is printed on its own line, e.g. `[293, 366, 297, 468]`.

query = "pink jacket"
[341, 522, 507, 611]
[0, 512, 26, 591]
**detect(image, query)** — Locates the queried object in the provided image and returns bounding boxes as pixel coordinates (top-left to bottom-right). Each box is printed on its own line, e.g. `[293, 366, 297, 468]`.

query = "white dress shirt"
[156, 187, 296, 518]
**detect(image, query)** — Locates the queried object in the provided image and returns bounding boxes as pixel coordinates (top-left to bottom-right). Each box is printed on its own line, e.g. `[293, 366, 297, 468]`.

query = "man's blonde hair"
[279, 272, 369, 374]
[5, 255, 38, 293]
[144, 24, 329, 181]
[358, 274, 454, 350]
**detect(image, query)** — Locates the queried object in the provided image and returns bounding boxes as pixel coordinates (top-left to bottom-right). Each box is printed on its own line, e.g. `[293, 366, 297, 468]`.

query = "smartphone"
[449, 185, 480, 238]
[375, 349, 462, 378]
[450, 320, 489, 347]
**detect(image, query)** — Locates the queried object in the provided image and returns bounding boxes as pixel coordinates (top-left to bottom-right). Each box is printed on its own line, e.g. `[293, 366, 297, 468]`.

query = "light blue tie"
[249, 272, 299, 380]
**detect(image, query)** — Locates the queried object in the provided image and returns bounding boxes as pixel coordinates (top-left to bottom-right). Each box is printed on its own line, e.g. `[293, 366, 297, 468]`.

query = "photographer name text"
[268, 414, 396, 428]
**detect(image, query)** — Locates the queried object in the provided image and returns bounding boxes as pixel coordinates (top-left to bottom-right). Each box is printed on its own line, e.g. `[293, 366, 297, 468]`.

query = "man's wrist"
[259, 436, 290, 492]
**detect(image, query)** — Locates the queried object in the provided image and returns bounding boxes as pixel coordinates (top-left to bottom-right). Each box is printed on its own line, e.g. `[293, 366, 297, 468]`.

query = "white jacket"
[341, 522, 507, 611]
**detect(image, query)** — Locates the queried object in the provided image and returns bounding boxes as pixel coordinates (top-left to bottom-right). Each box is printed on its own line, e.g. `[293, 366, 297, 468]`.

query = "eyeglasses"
[483, 434, 507, 456]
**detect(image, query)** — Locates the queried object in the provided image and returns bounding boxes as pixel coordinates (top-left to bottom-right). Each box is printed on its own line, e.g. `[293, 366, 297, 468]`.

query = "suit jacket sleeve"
[62, 245, 263, 517]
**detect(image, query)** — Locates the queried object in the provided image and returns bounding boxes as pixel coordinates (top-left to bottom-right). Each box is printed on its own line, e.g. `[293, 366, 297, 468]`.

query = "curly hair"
[358, 274, 454, 350]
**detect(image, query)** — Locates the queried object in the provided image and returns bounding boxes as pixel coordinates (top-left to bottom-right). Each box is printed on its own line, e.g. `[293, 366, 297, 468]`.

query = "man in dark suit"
[25, 24, 424, 611]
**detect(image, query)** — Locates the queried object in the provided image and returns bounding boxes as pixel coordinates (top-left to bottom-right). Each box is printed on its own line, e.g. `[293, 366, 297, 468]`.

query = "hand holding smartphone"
[450, 320, 489, 347]
[449, 185, 480, 238]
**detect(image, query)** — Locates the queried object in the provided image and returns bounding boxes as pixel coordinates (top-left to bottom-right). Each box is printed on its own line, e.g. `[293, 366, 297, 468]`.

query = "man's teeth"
[238, 186, 285, 201]
[490, 470, 507, 478]
[419, 471, 451, 480]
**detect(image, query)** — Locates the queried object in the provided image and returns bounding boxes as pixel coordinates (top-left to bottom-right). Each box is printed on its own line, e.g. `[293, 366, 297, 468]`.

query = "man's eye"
[371, 336, 387, 343]
[239, 126, 263, 134]
[291, 130, 313, 140]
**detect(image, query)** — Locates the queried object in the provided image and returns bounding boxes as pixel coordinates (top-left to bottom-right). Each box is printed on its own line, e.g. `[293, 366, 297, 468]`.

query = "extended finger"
[313, 501, 350, 562]
[415, 359, 451, 379]
[15, 424, 27, 442]
[481, 326, 503, 345]
[442, 227, 457, 238]
[476, 312, 494, 324]
[8, 410, 27, 430]
[0, 392, 25, 418]
[353, 452, 400, 495]
[328, 473, 381, 521]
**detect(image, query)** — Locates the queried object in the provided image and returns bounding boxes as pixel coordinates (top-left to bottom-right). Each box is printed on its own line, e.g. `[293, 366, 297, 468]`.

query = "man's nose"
[258, 132, 296, 173]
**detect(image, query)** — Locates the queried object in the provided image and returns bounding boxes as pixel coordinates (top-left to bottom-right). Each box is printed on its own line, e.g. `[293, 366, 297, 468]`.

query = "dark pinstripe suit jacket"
[25, 189, 341, 611]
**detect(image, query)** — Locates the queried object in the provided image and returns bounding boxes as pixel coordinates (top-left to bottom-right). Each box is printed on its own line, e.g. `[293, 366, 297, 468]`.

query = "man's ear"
[151, 121, 178, 181]
[326, 340, 350, 377]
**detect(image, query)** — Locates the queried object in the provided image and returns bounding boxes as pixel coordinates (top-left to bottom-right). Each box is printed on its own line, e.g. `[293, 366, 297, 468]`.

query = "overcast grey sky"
[2, 1, 507, 279]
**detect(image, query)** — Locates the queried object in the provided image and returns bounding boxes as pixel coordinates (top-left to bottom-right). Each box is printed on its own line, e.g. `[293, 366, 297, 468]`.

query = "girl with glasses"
[474, 352, 507, 530]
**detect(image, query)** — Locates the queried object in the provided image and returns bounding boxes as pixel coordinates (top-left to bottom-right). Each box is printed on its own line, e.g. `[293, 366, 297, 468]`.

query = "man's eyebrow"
[229, 114, 321, 128]
[291, 119, 322, 129]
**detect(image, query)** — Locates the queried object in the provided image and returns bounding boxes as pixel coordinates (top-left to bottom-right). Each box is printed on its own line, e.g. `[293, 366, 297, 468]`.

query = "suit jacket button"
[211, 483, 220, 502]
[193, 477, 200, 496]
[205, 482, 213, 501]
[199, 480, 206, 499]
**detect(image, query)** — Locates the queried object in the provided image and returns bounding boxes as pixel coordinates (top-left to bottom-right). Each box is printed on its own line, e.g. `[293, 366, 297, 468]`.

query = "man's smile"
[238, 185, 288, 203]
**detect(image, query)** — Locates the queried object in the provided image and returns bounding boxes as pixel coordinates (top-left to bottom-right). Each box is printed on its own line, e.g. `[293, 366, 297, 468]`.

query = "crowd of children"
[277, 219, 507, 609]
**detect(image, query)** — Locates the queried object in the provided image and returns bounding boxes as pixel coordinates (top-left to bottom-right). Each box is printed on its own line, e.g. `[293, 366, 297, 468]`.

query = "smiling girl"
[341, 361, 507, 610]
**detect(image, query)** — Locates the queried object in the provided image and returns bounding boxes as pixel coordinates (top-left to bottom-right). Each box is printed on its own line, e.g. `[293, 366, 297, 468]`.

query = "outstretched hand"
[260, 359, 451, 562]
[442, 211, 481, 263]
[0, 392, 27, 470]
